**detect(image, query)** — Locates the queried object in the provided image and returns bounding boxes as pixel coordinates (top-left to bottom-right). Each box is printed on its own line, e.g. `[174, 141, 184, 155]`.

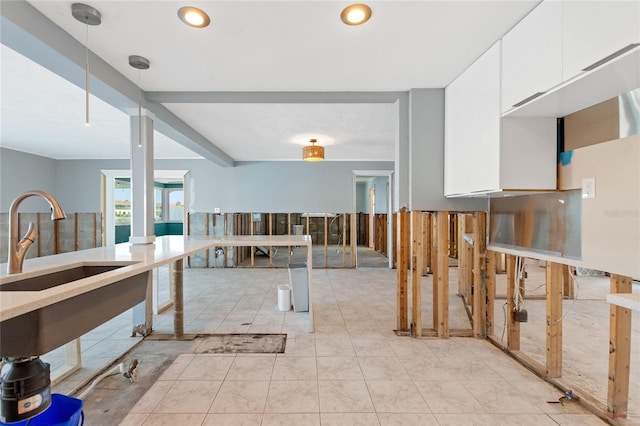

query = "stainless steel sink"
[0, 264, 150, 358]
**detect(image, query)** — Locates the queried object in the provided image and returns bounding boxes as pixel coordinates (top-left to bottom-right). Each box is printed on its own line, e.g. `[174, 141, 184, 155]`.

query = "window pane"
[169, 190, 184, 221]
[114, 180, 131, 225]
[155, 188, 163, 221]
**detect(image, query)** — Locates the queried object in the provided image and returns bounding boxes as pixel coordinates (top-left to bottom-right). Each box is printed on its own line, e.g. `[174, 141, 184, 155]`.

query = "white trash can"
[288, 263, 309, 312]
[278, 284, 291, 311]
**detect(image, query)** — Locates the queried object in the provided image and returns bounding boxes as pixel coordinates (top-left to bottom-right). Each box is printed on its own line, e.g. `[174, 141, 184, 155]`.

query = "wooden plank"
[473, 211, 487, 338]
[422, 213, 430, 275]
[351, 213, 356, 267]
[396, 208, 409, 332]
[410, 210, 423, 337]
[223, 213, 228, 267]
[506, 254, 520, 350]
[287, 213, 292, 264]
[457, 214, 465, 294]
[562, 264, 574, 298]
[486, 250, 496, 336]
[607, 274, 632, 419]
[342, 214, 347, 267]
[36, 213, 41, 257]
[269, 213, 273, 267]
[250, 213, 255, 267]
[545, 261, 563, 378]
[74, 213, 79, 251]
[93, 212, 97, 248]
[324, 213, 329, 268]
[435, 211, 449, 337]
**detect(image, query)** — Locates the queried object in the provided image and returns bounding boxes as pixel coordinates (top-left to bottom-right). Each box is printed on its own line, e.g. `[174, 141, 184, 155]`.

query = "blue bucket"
[1, 394, 84, 426]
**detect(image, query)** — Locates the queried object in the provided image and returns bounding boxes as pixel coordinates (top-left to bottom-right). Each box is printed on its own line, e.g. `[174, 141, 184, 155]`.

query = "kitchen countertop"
[606, 293, 640, 312]
[0, 235, 312, 322]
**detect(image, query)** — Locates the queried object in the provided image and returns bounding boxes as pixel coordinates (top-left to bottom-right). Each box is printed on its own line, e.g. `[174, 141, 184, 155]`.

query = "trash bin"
[292, 225, 304, 235]
[288, 263, 309, 312]
[278, 284, 291, 311]
[0, 394, 84, 426]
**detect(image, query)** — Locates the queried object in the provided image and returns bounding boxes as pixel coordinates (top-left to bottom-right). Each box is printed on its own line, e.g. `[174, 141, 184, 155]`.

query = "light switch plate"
[214, 207, 221, 213]
[582, 177, 595, 199]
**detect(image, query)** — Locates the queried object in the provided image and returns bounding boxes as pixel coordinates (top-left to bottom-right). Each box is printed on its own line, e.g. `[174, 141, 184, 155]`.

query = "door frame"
[352, 170, 394, 268]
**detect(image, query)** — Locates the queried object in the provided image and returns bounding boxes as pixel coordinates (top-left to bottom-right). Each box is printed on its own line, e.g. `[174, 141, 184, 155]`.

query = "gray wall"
[355, 182, 366, 213]
[3, 148, 393, 214]
[408, 88, 487, 212]
[360, 176, 389, 214]
[0, 148, 58, 211]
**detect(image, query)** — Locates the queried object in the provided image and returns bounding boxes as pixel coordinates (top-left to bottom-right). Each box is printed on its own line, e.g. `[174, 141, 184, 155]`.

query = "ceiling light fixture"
[303, 139, 325, 162]
[340, 4, 372, 26]
[71, 3, 102, 126]
[128, 55, 150, 148]
[178, 6, 210, 28]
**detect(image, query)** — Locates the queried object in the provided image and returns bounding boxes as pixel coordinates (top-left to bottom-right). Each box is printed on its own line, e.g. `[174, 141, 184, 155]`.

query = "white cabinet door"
[562, 1, 640, 81]
[501, 1, 563, 112]
[445, 42, 501, 196]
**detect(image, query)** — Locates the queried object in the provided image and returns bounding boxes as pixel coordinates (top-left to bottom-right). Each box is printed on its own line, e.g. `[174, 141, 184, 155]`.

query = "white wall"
[409, 88, 487, 212]
[0, 148, 58, 211]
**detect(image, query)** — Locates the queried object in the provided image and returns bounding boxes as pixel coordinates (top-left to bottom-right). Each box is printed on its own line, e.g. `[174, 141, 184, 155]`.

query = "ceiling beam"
[0, 0, 234, 167]
[147, 91, 405, 104]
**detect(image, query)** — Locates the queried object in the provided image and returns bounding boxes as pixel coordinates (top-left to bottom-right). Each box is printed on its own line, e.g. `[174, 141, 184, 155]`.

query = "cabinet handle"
[581, 43, 640, 71]
[512, 92, 546, 108]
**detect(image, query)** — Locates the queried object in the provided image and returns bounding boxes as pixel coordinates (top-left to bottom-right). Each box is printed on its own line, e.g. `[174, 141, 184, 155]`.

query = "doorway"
[352, 170, 393, 268]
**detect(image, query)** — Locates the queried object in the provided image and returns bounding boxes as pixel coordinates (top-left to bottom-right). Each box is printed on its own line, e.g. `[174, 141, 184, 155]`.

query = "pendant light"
[303, 139, 325, 162]
[71, 3, 102, 126]
[128, 55, 150, 148]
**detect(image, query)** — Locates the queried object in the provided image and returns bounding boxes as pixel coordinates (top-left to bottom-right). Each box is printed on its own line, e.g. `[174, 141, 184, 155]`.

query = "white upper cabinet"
[445, 42, 501, 196]
[562, 1, 640, 81]
[501, 1, 563, 113]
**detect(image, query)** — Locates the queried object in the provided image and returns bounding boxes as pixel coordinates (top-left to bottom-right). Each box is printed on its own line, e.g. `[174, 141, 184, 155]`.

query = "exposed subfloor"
[55, 267, 623, 425]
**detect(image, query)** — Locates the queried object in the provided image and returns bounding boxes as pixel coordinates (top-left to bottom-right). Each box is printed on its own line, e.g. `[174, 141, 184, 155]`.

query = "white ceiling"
[1, 1, 539, 162]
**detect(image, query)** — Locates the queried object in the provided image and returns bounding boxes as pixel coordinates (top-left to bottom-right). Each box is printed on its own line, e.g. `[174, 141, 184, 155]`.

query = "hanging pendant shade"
[303, 139, 324, 162]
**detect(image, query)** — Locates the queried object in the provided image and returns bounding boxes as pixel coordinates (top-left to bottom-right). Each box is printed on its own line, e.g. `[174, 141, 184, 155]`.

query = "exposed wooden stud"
[54, 219, 60, 254]
[223, 213, 228, 267]
[351, 213, 356, 267]
[250, 212, 255, 267]
[607, 274, 632, 419]
[324, 213, 329, 268]
[422, 213, 430, 275]
[563, 264, 574, 299]
[343, 214, 347, 267]
[396, 208, 409, 332]
[430, 213, 437, 282]
[486, 250, 496, 336]
[269, 213, 273, 267]
[93, 213, 97, 248]
[306, 214, 310, 236]
[410, 210, 423, 337]
[288, 213, 292, 264]
[546, 261, 563, 378]
[473, 211, 487, 338]
[435, 211, 449, 337]
[449, 213, 457, 258]
[392, 213, 397, 268]
[205, 213, 210, 268]
[506, 254, 520, 350]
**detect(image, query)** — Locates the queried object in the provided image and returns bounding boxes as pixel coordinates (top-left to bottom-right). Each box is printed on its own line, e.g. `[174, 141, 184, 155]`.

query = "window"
[114, 179, 184, 224]
[154, 187, 163, 222]
[114, 179, 131, 225]
[168, 189, 184, 221]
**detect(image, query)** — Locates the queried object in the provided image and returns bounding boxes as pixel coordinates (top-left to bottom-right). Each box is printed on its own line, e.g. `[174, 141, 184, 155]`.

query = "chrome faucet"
[7, 190, 66, 274]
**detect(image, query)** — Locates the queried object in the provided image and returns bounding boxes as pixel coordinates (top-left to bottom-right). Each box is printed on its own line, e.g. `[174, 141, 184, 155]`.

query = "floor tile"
[178, 356, 234, 381]
[202, 413, 262, 425]
[318, 380, 374, 412]
[433, 413, 498, 426]
[272, 356, 317, 380]
[142, 413, 206, 425]
[154, 380, 222, 413]
[366, 381, 429, 413]
[315, 337, 355, 357]
[377, 413, 439, 426]
[548, 413, 609, 425]
[320, 412, 380, 425]
[226, 356, 275, 381]
[414, 380, 485, 413]
[492, 413, 559, 425]
[351, 338, 395, 357]
[261, 413, 320, 426]
[397, 356, 453, 381]
[118, 413, 148, 425]
[264, 380, 319, 413]
[157, 355, 194, 381]
[129, 381, 174, 414]
[317, 357, 363, 380]
[209, 381, 269, 414]
[359, 357, 410, 380]
[463, 380, 542, 414]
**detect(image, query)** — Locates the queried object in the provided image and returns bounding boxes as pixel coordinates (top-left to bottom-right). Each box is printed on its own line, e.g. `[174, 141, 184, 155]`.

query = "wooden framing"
[269, 213, 273, 267]
[422, 213, 431, 275]
[486, 250, 496, 336]
[562, 264, 574, 298]
[410, 210, 423, 337]
[506, 254, 520, 350]
[36, 213, 42, 257]
[351, 213, 356, 267]
[434, 211, 449, 337]
[396, 208, 409, 332]
[324, 213, 329, 268]
[250, 212, 255, 267]
[545, 261, 563, 378]
[472, 211, 487, 338]
[607, 274, 632, 419]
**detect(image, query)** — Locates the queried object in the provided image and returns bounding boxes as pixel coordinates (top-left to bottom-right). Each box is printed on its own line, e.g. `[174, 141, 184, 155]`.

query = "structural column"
[434, 211, 449, 337]
[472, 211, 487, 338]
[396, 208, 409, 332]
[129, 109, 156, 245]
[546, 261, 563, 378]
[410, 210, 423, 337]
[506, 254, 520, 350]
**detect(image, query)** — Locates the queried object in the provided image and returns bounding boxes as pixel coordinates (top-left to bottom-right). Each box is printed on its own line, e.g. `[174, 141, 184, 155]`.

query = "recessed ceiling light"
[178, 6, 210, 28]
[341, 4, 372, 26]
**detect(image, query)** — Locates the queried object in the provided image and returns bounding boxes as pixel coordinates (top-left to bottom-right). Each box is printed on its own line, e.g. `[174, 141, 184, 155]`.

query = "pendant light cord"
[85, 24, 90, 126]
[138, 69, 142, 147]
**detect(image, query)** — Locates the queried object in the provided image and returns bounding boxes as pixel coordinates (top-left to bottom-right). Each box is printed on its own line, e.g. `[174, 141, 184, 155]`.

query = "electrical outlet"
[214, 207, 221, 214]
[582, 177, 595, 199]
[514, 309, 528, 323]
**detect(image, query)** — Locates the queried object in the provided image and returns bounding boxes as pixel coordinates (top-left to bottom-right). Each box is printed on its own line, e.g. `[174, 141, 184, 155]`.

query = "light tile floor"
[117, 267, 608, 426]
